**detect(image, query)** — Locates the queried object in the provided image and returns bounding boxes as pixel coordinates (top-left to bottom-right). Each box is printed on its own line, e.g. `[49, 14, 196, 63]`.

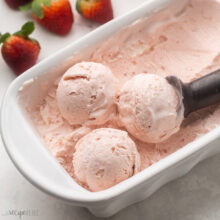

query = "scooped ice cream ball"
[117, 74, 183, 143]
[73, 128, 141, 192]
[57, 62, 117, 125]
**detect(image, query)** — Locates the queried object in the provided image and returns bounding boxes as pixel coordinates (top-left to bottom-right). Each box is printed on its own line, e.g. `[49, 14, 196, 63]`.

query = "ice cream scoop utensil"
[166, 70, 220, 117]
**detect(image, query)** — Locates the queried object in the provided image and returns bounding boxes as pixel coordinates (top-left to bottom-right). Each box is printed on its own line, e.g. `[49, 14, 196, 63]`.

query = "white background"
[1, 1, 220, 219]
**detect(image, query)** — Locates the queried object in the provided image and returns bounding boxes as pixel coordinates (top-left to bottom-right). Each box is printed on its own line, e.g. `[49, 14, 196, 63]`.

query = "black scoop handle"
[166, 70, 220, 117]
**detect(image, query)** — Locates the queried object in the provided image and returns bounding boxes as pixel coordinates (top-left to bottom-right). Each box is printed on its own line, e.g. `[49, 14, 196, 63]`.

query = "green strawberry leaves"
[20, 0, 51, 19]
[19, 2, 32, 11]
[0, 22, 35, 44]
[22, 21, 35, 36]
[42, 0, 50, 6]
[0, 33, 11, 44]
[76, 0, 82, 14]
[14, 21, 35, 38]
[0, 21, 39, 46]
[32, 0, 44, 19]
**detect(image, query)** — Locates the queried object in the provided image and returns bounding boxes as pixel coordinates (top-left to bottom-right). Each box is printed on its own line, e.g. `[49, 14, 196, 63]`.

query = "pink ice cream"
[20, 0, 220, 192]
[57, 62, 117, 125]
[73, 128, 140, 192]
[117, 74, 184, 143]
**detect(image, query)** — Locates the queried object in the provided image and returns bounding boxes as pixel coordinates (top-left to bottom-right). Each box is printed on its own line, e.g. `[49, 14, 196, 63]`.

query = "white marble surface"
[1, 1, 220, 219]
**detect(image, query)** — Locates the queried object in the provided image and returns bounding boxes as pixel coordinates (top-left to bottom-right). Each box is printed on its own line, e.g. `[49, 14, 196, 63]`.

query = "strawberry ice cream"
[57, 62, 117, 125]
[73, 128, 140, 192]
[20, 0, 220, 191]
[117, 74, 184, 143]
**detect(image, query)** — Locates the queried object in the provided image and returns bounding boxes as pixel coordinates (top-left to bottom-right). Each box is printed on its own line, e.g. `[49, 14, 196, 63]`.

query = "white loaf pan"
[1, 0, 220, 217]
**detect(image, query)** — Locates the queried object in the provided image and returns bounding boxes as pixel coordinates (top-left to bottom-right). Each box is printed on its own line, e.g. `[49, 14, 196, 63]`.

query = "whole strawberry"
[0, 22, 40, 75]
[5, 0, 32, 10]
[76, 0, 113, 24]
[21, 0, 74, 35]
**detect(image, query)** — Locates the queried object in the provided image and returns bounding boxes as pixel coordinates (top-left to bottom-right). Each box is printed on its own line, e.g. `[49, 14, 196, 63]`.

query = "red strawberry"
[0, 22, 40, 75]
[5, 0, 32, 10]
[21, 0, 74, 35]
[76, 0, 113, 24]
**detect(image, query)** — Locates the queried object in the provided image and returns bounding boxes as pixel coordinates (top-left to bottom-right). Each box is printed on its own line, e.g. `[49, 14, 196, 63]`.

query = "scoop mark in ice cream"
[64, 75, 89, 81]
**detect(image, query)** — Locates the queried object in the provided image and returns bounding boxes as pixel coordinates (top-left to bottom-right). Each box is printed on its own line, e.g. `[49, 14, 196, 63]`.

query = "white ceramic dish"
[1, 0, 220, 217]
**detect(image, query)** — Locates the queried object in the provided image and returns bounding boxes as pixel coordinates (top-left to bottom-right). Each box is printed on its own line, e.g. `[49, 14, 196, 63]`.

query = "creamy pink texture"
[117, 74, 184, 143]
[73, 128, 141, 192]
[22, 0, 220, 191]
[57, 62, 117, 126]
